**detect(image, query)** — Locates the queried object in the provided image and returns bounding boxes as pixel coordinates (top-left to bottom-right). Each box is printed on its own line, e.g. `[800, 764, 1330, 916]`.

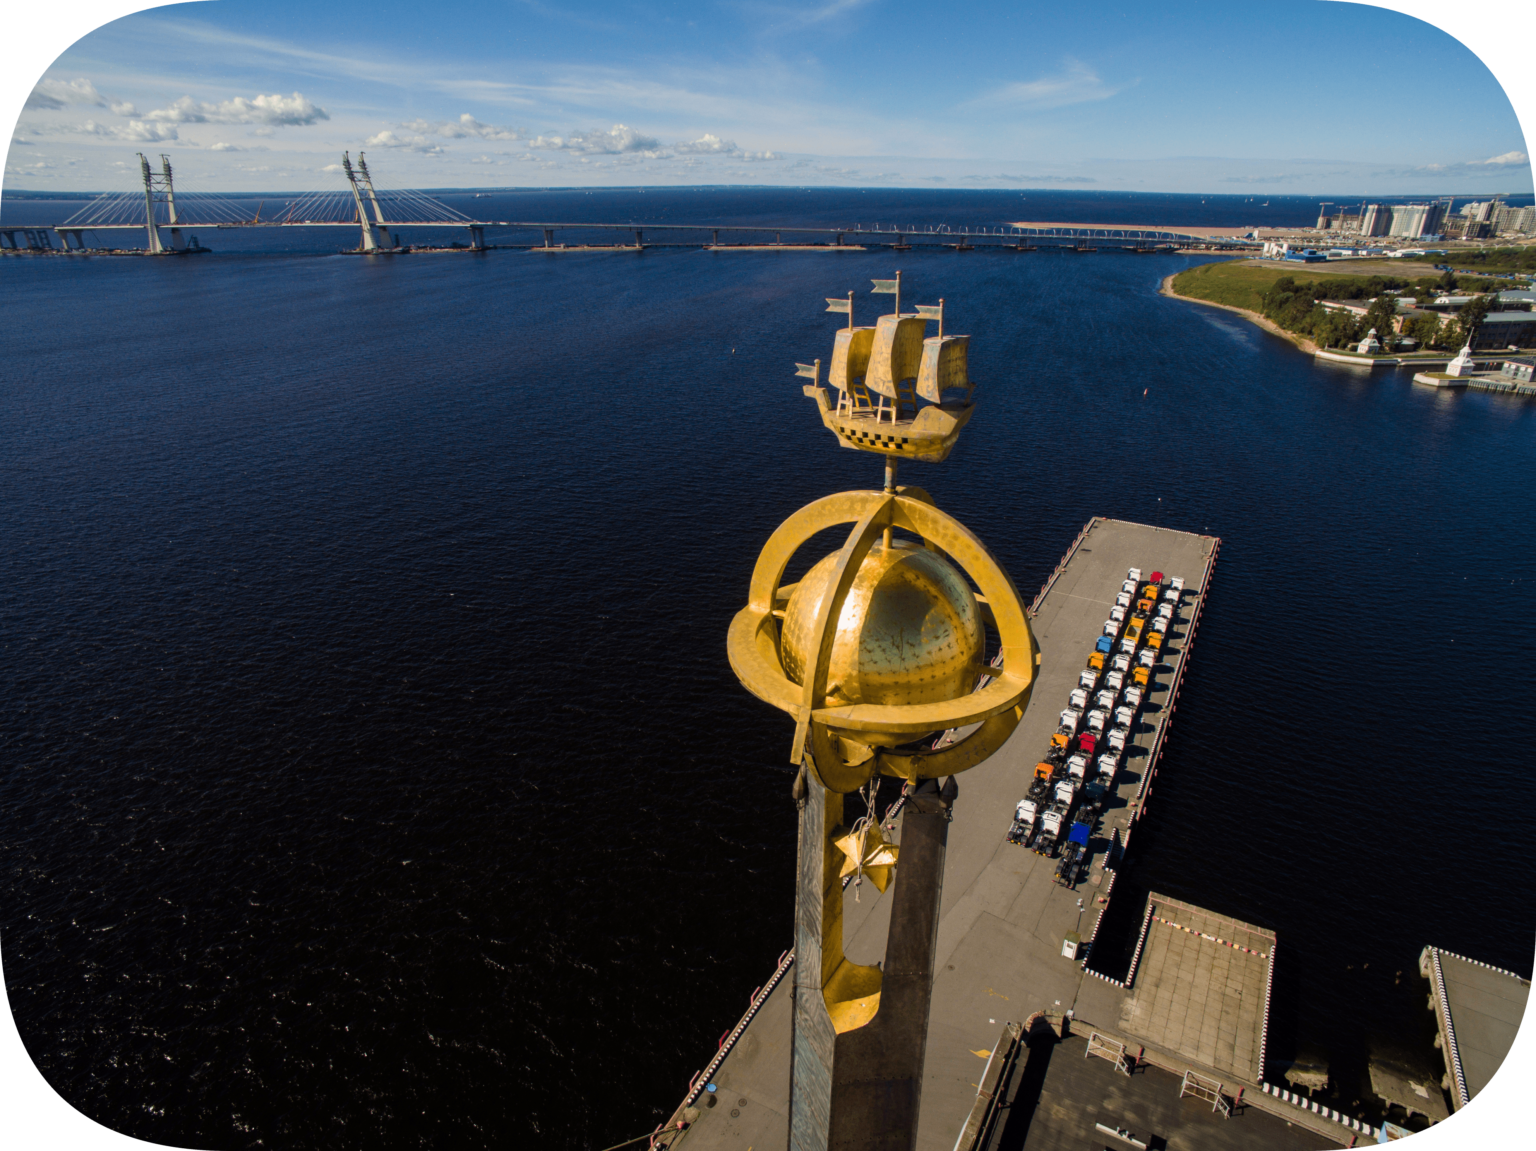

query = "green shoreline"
[1158, 271, 1321, 354]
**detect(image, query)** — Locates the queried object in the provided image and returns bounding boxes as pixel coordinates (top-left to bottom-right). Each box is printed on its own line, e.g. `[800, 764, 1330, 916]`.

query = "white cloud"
[145, 92, 329, 126]
[401, 114, 522, 140]
[1408, 150, 1531, 176]
[675, 133, 736, 154]
[75, 119, 180, 142]
[363, 130, 445, 154]
[530, 123, 661, 154]
[249, 127, 276, 138]
[209, 142, 239, 151]
[966, 59, 1129, 110]
[26, 77, 105, 110]
[25, 77, 138, 117]
[321, 163, 345, 172]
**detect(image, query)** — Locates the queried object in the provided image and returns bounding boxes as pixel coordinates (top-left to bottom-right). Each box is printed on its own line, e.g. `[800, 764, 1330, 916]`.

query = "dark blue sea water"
[2, 189, 1533, 1149]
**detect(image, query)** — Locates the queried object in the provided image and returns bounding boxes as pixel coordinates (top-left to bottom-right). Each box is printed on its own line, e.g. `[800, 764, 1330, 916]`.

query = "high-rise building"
[1359, 203, 1392, 236]
[1492, 204, 1536, 235]
[1388, 202, 1446, 239]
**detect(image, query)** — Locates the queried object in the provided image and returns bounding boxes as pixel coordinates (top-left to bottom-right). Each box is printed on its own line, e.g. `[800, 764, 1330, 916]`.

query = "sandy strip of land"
[1009, 220, 1250, 239]
[1158, 272, 1320, 354]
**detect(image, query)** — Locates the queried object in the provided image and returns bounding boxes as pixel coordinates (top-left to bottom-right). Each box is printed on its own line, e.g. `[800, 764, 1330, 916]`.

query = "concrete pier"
[1421, 945, 1531, 1111]
[652, 519, 1374, 1150]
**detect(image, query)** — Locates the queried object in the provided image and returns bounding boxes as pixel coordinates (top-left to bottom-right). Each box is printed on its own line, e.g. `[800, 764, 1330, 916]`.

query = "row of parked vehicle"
[1007, 567, 1187, 890]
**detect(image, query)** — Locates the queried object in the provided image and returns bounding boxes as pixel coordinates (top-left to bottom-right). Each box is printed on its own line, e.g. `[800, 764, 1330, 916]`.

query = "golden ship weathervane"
[795, 270, 976, 465]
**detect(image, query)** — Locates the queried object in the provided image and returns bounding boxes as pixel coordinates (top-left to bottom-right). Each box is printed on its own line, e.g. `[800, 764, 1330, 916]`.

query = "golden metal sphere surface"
[780, 540, 983, 735]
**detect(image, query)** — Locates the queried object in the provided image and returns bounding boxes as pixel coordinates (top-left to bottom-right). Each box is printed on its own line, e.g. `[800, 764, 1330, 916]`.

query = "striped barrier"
[1150, 915, 1269, 958]
[1260, 1080, 1377, 1139]
[1079, 860, 1119, 971]
[1432, 946, 1528, 981]
[1122, 899, 1157, 989]
[1259, 941, 1276, 1084]
[1428, 947, 1471, 1108]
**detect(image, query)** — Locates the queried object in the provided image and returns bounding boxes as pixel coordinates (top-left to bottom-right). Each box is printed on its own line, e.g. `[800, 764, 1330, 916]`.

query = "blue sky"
[4, 0, 1533, 194]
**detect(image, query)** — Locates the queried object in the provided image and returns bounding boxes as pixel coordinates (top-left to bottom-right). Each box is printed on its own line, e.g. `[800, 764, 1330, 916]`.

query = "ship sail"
[865, 315, 927, 399]
[829, 326, 877, 393]
[916, 335, 970, 403]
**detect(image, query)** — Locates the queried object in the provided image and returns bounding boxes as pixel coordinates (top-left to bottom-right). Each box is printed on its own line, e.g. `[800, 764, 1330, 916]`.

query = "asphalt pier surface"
[990, 1032, 1337, 1151]
[668, 519, 1246, 1150]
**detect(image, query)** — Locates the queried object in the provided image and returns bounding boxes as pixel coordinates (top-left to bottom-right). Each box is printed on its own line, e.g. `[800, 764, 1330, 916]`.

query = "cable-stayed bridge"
[10, 151, 1258, 255]
[49, 152, 491, 253]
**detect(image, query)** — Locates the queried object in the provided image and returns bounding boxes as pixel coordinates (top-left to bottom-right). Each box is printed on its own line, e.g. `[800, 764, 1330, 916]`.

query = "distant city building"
[1441, 217, 1490, 240]
[1491, 204, 1536, 236]
[1388, 202, 1447, 239]
[1359, 204, 1392, 236]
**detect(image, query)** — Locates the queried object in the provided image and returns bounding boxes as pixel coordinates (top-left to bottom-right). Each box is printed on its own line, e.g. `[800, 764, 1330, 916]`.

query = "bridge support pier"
[0, 229, 57, 251]
[543, 227, 555, 248]
[632, 228, 644, 249]
[469, 225, 485, 250]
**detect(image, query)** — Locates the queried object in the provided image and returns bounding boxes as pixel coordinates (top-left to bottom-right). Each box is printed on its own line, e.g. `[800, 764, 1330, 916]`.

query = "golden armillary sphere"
[727, 277, 1037, 795]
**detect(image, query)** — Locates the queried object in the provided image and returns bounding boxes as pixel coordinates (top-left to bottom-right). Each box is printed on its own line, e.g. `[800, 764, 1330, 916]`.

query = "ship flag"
[915, 299, 944, 337]
[871, 271, 902, 317]
[795, 359, 821, 383]
[826, 291, 854, 331]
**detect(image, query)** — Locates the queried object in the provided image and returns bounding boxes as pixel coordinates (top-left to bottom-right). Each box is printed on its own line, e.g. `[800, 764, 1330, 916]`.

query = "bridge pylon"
[342, 152, 397, 251]
[134, 152, 191, 252]
[354, 153, 396, 249]
[137, 153, 164, 253]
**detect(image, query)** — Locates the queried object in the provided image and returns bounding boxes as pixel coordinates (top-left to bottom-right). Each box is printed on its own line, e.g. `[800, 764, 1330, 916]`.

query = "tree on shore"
[1454, 295, 1494, 348]
[1403, 312, 1447, 350]
[1360, 295, 1401, 346]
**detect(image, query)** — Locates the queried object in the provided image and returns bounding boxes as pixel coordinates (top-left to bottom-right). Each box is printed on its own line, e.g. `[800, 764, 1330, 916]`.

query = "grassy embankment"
[1169, 262, 1297, 313]
[1166, 261, 1514, 354]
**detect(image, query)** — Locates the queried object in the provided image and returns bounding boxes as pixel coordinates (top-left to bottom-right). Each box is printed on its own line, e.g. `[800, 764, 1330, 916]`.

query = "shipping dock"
[653, 517, 1376, 1150]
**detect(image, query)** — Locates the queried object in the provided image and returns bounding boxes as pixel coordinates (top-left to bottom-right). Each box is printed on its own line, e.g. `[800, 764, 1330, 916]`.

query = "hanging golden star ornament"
[835, 822, 900, 894]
